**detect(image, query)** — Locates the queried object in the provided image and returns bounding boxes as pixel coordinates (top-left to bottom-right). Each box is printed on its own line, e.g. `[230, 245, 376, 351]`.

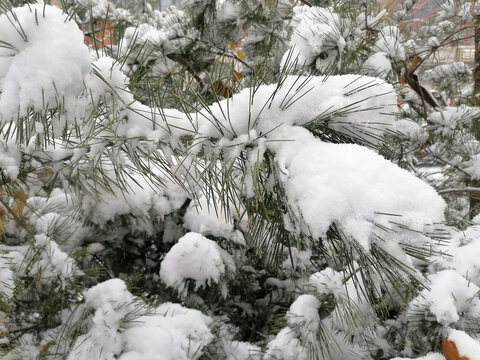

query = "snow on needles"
[68, 279, 214, 360]
[280, 6, 345, 72]
[0, 254, 15, 300]
[92, 67, 444, 251]
[117, 73, 398, 148]
[0, 4, 91, 120]
[409, 270, 480, 326]
[271, 126, 445, 249]
[196, 74, 398, 146]
[286, 294, 321, 336]
[160, 232, 230, 297]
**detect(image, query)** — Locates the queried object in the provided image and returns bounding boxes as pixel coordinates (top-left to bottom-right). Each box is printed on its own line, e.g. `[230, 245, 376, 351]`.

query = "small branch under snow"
[438, 187, 480, 195]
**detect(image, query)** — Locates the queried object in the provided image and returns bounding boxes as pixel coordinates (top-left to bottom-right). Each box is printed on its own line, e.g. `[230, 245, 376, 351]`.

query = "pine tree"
[0, 1, 480, 360]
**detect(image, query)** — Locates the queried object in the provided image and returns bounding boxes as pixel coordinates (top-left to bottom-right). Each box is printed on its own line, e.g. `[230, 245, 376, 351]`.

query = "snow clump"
[160, 232, 229, 297]
[363, 52, 392, 79]
[0, 4, 91, 120]
[409, 270, 480, 326]
[68, 279, 214, 360]
[280, 6, 346, 72]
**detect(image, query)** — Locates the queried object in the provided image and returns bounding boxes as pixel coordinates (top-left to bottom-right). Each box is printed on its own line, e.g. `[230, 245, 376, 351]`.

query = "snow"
[89, 70, 398, 152]
[374, 26, 405, 60]
[281, 6, 344, 72]
[221, 340, 261, 360]
[74, 0, 129, 21]
[391, 353, 446, 360]
[428, 106, 479, 136]
[3, 333, 41, 360]
[22, 234, 80, 287]
[0, 254, 15, 299]
[395, 119, 427, 144]
[160, 232, 227, 297]
[409, 270, 480, 326]
[68, 64, 445, 253]
[309, 267, 345, 298]
[84, 278, 134, 309]
[85, 57, 132, 104]
[436, 0, 471, 21]
[83, 63, 444, 253]
[120, 302, 213, 360]
[0, 4, 460, 359]
[70, 280, 214, 360]
[313, 266, 376, 333]
[421, 62, 471, 93]
[68, 279, 135, 360]
[217, 0, 239, 22]
[183, 195, 245, 244]
[23, 189, 89, 254]
[265, 327, 308, 360]
[271, 126, 445, 248]
[80, 164, 187, 229]
[281, 248, 311, 272]
[286, 294, 321, 334]
[0, 4, 91, 120]
[463, 154, 480, 180]
[363, 52, 392, 79]
[301, 269, 376, 359]
[435, 225, 480, 288]
[270, 317, 369, 360]
[0, 140, 21, 179]
[194, 74, 398, 146]
[321, 319, 371, 360]
[446, 329, 480, 360]
[475, 0, 480, 16]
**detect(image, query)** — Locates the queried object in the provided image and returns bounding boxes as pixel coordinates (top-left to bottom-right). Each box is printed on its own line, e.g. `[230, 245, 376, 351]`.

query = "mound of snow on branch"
[160, 232, 232, 297]
[0, 4, 90, 119]
[114, 73, 397, 148]
[68, 279, 214, 360]
[280, 6, 346, 72]
[409, 270, 480, 326]
[105, 68, 444, 252]
[271, 126, 445, 249]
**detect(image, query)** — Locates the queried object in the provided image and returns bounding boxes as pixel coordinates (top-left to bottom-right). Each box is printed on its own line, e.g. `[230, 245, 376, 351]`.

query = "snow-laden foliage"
[280, 6, 349, 72]
[422, 62, 472, 98]
[65, 279, 215, 360]
[428, 106, 480, 136]
[160, 232, 233, 298]
[1, 1, 480, 360]
[0, 4, 90, 119]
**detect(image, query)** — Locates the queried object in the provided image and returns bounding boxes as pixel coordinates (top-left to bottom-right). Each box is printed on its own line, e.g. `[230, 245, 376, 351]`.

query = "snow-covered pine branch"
[2, 1, 480, 360]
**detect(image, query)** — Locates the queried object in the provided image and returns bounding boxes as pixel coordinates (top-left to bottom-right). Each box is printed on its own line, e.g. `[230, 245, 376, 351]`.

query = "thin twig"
[438, 187, 480, 195]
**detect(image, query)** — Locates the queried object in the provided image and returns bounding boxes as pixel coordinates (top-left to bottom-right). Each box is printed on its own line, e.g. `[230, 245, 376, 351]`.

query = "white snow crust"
[160, 232, 227, 296]
[363, 52, 392, 79]
[286, 294, 321, 334]
[272, 126, 445, 248]
[410, 270, 480, 325]
[68, 279, 214, 360]
[280, 6, 344, 72]
[0, 4, 91, 119]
